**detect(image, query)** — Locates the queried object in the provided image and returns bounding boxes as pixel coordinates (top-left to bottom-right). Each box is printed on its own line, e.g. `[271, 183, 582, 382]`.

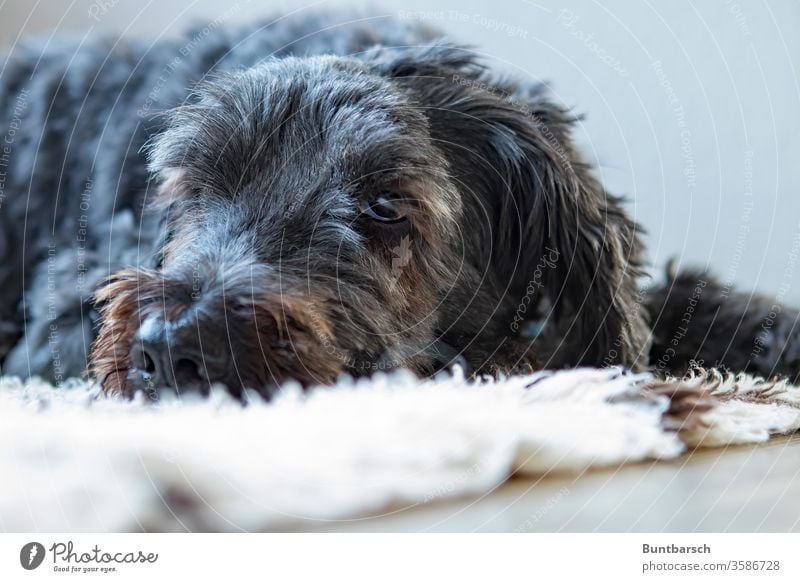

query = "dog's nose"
[129, 315, 232, 394]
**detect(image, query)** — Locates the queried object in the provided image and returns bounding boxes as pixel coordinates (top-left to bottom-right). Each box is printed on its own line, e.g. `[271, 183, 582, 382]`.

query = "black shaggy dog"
[0, 12, 797, 398]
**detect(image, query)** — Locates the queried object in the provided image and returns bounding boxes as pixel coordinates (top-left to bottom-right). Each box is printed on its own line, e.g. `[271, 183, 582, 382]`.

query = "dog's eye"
[360, 193, 407, 223]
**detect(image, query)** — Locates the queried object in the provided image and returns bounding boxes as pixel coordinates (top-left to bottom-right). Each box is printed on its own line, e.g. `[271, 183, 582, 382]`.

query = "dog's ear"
[365, 45, 650, 368]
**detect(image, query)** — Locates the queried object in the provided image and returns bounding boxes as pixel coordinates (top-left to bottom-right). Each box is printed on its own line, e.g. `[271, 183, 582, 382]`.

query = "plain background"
[2, 0, 799, 303]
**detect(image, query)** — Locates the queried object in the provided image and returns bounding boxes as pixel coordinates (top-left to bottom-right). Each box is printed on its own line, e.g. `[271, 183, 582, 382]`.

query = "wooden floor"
[296, 434, 800, 532]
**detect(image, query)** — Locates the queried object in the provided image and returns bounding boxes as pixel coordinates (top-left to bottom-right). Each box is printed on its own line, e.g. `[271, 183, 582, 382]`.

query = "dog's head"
[91, 44, 649, 399]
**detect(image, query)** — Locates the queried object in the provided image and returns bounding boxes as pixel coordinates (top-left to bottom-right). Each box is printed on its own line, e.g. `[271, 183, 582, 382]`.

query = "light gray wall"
[3, 0, 799, 303]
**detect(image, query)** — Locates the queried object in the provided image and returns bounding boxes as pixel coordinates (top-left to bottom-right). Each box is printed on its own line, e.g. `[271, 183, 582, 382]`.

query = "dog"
[0, 11, 797, 399]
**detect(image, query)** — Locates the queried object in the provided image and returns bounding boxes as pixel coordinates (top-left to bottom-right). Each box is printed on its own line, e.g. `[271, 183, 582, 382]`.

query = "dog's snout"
[130, 315, 232, 394]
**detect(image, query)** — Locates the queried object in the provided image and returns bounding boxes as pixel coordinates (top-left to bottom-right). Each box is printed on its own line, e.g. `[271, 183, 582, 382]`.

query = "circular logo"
[20, 542, 45, 570]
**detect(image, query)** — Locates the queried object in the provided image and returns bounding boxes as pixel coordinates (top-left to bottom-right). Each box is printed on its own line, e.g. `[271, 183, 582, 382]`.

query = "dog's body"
[0, 12, 797, 397]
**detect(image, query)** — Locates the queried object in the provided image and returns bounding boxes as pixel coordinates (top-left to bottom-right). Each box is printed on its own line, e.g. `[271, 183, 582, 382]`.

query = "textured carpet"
[1, 367, 799, 532]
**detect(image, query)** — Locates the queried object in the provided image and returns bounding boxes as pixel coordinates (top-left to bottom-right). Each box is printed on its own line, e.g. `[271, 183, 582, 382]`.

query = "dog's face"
[91, 46, 649, 399]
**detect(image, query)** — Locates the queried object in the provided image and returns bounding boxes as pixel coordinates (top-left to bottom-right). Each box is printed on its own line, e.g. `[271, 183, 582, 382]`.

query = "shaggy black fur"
[0, 11, 797, 397]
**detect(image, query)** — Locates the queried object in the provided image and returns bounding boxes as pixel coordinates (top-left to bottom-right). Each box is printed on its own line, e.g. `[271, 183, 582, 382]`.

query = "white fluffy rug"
[1, 367, 799, 532]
